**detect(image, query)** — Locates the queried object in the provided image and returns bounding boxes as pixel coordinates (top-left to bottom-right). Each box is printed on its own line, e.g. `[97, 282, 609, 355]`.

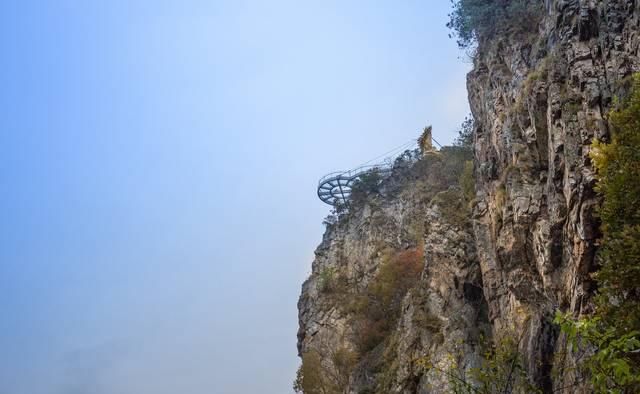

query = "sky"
[0, 1, 469, 393]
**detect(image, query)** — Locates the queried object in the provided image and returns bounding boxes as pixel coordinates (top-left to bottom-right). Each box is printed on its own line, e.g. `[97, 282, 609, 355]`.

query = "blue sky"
[0, 1, 469, 393]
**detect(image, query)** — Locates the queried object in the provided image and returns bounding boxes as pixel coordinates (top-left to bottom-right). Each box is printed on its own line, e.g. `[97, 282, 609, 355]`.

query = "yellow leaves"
[588, 137, 608, 174]
[415, 355, 433, 371]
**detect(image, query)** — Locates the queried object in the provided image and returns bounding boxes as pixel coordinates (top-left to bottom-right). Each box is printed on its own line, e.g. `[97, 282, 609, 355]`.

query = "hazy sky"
[0, 1, 469, 393]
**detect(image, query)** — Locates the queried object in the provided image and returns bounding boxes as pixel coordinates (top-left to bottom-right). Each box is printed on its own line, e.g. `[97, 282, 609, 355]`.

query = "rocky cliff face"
[297, 1, 640, 393]
[298, 150, 485, 394]
[470, 0, 640, 391]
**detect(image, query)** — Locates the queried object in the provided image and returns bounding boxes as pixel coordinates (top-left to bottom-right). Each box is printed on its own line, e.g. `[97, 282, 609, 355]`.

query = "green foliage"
[374, 335, 403, 394]
[555, 313, 640, 393]
[317, 267, 349, 297]
[447, 0, 544, 49]
[421, 335, 542, 394]
[294, 350, 334, 394]
[432, 188, 471, 228]
[463, 335, 542, 394]
[613, 74, 636, 102]
[515, 55, 551, 111]
[317, 267, 337, 293]
[591, 74, 640, 332]
[454, 115, 475, 149]
[331, 347, 359, 390]
[555, 74, 640, 393]
[342, 140, 472, 217]
[354, 171, 382, 193]
[438, 146, 474, 181]
[459, 160, 475, 205]
[562, 101, 582, 119]
[294, 347, 359, 394]
[524, 55, 551, 90]
[350, 170, 383, 206]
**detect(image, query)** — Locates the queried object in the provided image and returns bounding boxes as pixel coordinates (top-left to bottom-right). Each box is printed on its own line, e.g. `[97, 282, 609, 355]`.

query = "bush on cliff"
[294, 347, 358, 394]
[459, 161, 475, 204]
[350, 170, 383, 206]
[352, 245, 424, 353]
[421, 333, 542, 394]
[294, 351, 331, 394]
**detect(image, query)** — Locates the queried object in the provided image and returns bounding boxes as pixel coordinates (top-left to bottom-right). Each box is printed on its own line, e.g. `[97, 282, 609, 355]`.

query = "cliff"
[297, 1, 640, 393]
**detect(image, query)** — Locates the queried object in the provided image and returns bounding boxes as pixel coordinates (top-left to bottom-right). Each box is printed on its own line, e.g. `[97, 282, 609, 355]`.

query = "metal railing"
[316, 139, 422, 206]
[317, 163, 393, 188]
[317, 162, 394, 206]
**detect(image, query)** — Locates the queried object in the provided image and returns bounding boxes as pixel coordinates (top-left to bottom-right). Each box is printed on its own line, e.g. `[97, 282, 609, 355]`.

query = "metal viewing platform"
[317, 163, 393, 206]
[316, 130, 441, 206]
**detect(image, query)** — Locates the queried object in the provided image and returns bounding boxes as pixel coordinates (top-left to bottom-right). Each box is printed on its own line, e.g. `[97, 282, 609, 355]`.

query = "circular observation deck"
[317, 164, 392, 206]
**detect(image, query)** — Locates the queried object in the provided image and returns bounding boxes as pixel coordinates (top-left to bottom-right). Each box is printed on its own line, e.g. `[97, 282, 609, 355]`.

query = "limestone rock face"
[298, 152, 484, 393]
[469, 0, 640, 391]
[297, 2, 640, 393]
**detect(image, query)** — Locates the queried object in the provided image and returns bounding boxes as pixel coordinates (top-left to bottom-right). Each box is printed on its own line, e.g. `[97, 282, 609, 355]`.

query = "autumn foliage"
[352, 245, 424, 352]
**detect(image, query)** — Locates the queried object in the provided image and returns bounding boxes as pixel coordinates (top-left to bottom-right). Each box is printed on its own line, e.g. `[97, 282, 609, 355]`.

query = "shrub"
[454, 116, 475, 149]
[317, 267, 350, 297]
[421, 334, 542, 394]
[331, 347, 359, 390]
[294, 350, 336, 394]
[466, 335, 541, 394]
[294, 347, 358, 394]
[432, 188, 471, 228]
[434, 146, 474, 194]
[317, 267, 337, 293]
[459, 160, 475, 205]
[352, 246, 424, 352]
[555, 313, 640, 393]
[350, 170, 383, 206]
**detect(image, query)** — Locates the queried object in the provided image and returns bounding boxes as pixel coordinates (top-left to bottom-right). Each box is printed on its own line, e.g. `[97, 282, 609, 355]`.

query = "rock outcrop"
[470, 0, 640, 391]
[297, 1, 640, 393]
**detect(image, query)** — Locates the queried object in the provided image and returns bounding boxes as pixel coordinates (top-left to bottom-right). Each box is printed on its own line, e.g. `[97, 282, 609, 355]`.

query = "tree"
[454, 115, 474, 149]
[447, 0, 543, 49]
